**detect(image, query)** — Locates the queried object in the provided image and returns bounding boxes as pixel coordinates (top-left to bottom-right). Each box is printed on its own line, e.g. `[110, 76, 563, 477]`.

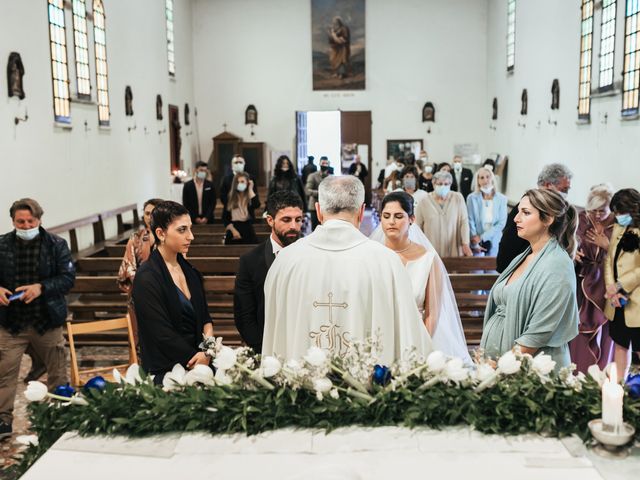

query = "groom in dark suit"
[233, 190, 304, 352]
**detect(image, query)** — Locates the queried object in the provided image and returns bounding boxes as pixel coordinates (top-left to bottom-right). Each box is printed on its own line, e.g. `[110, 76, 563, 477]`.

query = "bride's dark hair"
[381, 191, 414, 217]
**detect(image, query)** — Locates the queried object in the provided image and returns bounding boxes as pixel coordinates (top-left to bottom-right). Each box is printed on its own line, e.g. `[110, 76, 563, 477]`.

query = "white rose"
[587, 364, 605, 387]
[313, 377, 333, 394]
[532, 353, 556, 377]
[213, 346, 237, 371]
[112, 368, 123, 384]
[444, 357, 468, 383]
[125, 364, 143, 384]
[304, 347, 328, 367]
[214, 368, 232, 386]
[497, 351, 521, 375]
[163, 364, 187, 391]
[426, 351, 447, 373]
[185, 364, 215, 386]
[261, 356, 282, 378]
[24, 381, 48, 402]
[474, 363, 496, 382]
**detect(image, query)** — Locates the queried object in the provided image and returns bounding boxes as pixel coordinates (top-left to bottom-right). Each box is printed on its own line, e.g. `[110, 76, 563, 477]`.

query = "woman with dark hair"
[117, 198, 163, 342]
[267, 155, 306, 203]
[400, 166, 428, 207]
[604, 188, 640, 380]
[224, 172, 261, 244]
[418, 161, 436, 192]
[480, 189, 579, 368]
[132, 201, 213, 383]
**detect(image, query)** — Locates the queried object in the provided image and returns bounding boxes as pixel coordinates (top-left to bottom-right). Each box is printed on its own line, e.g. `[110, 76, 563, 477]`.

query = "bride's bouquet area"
[10, 336, 640, 477]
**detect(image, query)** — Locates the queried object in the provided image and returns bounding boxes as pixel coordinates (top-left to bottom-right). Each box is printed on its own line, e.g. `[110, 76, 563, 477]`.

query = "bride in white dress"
[371, 191, 471, 362]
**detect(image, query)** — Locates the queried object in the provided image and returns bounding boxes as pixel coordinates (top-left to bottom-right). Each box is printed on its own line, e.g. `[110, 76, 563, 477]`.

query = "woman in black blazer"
[132, 201, 213, 383]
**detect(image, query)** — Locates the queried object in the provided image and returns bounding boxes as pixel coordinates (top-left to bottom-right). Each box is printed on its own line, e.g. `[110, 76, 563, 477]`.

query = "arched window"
[166, 0, 176, 76]
[598, 0, 617, 91]
[622, 0, 640, 116]
[506, 0, 516, 71]
[47, 0, 71, 123]
[93, 0, 110, 126]
[578, 0, 594, 120]
[72, 0, 91, 99]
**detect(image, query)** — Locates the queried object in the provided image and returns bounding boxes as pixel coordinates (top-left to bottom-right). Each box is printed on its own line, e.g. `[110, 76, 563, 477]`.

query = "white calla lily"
[185, 364, 215, 386]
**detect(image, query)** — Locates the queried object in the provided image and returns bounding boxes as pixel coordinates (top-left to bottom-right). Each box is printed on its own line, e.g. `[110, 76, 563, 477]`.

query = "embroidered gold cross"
[313, 292, 347, 324]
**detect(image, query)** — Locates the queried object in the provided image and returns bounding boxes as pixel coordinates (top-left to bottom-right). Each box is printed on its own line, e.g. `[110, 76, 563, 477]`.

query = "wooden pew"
[448, 272, 499, 345]
[77, 257, 240, 275]
[192, 223, 270, 233]
[102, 244, 254, 258]
[443, 256, 497, 273]
[191, 232, 270, 245]
[49, 214, 104, 255]
[100, 204, 140, 236]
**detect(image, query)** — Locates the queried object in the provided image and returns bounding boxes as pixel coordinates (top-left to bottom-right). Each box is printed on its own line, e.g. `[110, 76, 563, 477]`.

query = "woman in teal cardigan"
[466, 167, 508, 256]
[480, 189, 579, 368]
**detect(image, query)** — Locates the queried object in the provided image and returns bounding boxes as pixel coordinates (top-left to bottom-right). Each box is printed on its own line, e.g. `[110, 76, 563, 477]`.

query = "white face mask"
[16, 226, 40, 241]
[232, 163, 245, 173]
[480, 186, 494, 195]
[236, 183, 247, 192]
[424, 166, 433, 174]
[196, 171, 207, 180]
[453, 162, 462, 172]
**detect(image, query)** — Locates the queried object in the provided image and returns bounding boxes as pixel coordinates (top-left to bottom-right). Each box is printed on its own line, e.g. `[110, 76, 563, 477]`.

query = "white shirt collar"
[270, 234, 284, 256]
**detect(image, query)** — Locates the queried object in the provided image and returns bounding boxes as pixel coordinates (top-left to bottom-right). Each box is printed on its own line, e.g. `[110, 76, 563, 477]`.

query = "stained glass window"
[578, 0, 594, 120]
[599, 0, 618, 91]
[48, 0, 71, 123]
[622, 0, 640, 116]
[166, 0, 175, 76]
[93, 0, 110, 126]
[506, 0, 516, 71]
[72, 0, 91, 99]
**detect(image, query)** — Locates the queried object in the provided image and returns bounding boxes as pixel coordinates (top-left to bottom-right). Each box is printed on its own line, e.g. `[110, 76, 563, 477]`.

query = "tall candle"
[602, 363, 624, 429]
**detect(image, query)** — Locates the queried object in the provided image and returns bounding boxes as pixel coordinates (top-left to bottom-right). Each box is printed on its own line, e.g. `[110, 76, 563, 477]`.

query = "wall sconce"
[601, 112, 608, 125]
[517, 120, 526, 128]
[185, 131, 193, 137]
[128, 124, 137, 132]
[14, 109, 28, 125]
[158, 128, 167, 135]
[547, 117, 557, 126]
[84, 120, 91, 132]
[489, 124, 497, 131]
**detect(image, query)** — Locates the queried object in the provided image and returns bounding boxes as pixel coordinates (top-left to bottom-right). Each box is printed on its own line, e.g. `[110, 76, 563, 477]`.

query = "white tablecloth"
[22, 426, 639, 479]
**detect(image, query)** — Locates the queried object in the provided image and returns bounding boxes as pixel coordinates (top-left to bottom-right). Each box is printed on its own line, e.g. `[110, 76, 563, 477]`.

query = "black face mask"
[320, 166, 329, 173]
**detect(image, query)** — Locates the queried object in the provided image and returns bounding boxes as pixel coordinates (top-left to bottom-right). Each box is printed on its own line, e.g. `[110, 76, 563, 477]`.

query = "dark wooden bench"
[101, 244, 254, 258]
[77, 257, 240, 275]
[49, 214, 104, 255]
[100, 204, 140, 236]
[443, 256, 497, 273]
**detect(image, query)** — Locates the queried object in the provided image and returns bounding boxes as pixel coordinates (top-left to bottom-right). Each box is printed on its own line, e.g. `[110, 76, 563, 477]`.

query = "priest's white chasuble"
[262, 219, 433, 364]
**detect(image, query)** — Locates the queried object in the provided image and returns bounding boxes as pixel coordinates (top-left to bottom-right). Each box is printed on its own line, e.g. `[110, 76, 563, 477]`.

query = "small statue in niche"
[520, 89, 528, 115]
[492, 97, 498, 120]
[551, 79, 560, 110]
[125, 86, 134, 116]
[7, 52, 25, 100]
[422, 102, 435, 122]
[245, 104, 258, 125]
[184, 103, 190, 125]
[172, 115, 182, 162]
[156, 95, 163, 120]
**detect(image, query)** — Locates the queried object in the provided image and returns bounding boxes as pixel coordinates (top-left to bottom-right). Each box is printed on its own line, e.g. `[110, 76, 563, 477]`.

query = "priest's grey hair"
[537, 163, 573, 186]
[318, 175, 364, 214]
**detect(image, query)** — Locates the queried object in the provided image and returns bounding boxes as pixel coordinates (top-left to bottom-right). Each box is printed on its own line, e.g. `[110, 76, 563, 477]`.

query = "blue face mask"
[616, 213, 633, 227]
[435, 185, 450, 198]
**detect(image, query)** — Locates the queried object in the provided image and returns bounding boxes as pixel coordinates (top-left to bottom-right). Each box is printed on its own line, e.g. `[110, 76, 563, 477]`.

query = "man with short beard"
[233, 191, 304, 352]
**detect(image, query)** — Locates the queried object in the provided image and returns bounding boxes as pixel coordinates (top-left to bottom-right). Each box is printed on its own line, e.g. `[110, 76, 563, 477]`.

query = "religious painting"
[311, 0, 365, 91]
[245, 104, 258, 125]
[386, 139, 423, 163]
[7, 52, 25, 100]
[422, 102, 435, 122]
[551, 79, 560, 110]
[520, 89, 528, 115]
[124, 86, 133, 116]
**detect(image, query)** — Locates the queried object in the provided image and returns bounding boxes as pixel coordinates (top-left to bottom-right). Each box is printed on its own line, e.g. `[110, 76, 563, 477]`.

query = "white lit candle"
[602, 363, 624, 430]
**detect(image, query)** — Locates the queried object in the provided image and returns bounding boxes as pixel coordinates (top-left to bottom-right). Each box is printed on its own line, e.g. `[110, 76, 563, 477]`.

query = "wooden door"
[168, 105, 181, 172]
[239, 142, 265, 187]
[340, 111, 372, 204]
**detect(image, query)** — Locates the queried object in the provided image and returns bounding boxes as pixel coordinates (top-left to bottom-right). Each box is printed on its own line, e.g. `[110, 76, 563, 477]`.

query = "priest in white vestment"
[262, 175, 433, 364]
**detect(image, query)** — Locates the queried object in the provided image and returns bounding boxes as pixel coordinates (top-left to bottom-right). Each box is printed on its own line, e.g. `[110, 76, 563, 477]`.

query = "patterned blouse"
[117, 227, 154, 293]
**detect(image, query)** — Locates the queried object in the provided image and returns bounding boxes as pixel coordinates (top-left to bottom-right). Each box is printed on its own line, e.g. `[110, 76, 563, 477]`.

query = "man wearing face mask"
[0, 199, 75, 439]
[182, 161, 217, 224]
[496, 163, 573, 272]
[348, 154, 368, 184]
[305, 156, 333, 230]
[220, 155, 260, 211]
[418, 154, 435, 193]
[234, 191, 304, 352]
[451, 155, 473, 200]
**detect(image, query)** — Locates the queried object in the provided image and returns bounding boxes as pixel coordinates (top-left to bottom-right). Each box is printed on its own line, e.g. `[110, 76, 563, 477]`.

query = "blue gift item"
[372, 364, 391, 386]
[84, 376, 107, 392]
[54, 383, 76, 398]
[626, 373, 640, 400]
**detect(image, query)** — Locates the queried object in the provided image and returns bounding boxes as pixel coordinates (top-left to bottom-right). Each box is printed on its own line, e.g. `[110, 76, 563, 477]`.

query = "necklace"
[392, 241, 412, 253]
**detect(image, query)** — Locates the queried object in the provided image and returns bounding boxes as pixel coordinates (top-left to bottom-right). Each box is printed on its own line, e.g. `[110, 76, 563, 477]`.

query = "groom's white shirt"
[262, 219, 433, 364]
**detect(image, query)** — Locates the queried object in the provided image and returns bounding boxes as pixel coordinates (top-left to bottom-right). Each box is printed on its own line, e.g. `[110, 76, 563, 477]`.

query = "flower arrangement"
[7, 338, 640, 479]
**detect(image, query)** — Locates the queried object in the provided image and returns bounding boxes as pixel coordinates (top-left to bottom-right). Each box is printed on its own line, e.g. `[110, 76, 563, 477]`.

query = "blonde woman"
[466, 167, 507, 256]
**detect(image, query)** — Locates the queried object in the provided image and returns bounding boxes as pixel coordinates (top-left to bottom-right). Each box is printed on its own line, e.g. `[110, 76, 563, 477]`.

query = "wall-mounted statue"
[125, 86, 133, 116]
[7, 52, 25, 100]
[184, 103, 190, 125]
[492, 97, 498, 120]
[551, 79, 560, 110]
[422, 102, 435, 122]
[245, 104, 258, 125]
[520, 89, 528, 115]
[156, 95, 163, 120]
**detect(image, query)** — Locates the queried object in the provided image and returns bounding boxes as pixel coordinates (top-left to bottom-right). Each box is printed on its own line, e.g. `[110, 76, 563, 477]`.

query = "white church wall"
[486, 0, 640, 205]
[191, 0, 489, 186]
[0, 0, 196, 236]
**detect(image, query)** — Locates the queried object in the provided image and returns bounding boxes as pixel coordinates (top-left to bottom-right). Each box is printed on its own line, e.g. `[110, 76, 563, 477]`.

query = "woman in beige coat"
[415, 171, 472, 257]
[604, 188, 640, 381]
